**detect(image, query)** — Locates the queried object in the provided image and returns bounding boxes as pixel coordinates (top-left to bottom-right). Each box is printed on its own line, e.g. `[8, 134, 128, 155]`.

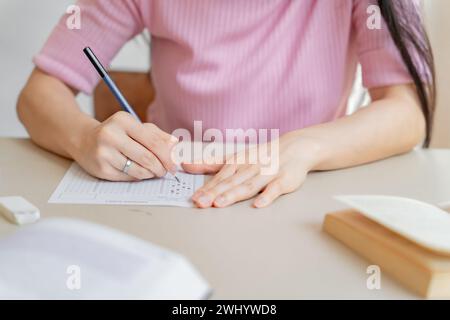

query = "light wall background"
[0, 1, 448, 146]
[0, 0, 149, 137]
[425, 0, 450, 148]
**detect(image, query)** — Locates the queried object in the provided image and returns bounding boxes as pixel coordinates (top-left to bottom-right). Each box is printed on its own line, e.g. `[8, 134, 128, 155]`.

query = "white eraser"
[0, 196, 40, 225]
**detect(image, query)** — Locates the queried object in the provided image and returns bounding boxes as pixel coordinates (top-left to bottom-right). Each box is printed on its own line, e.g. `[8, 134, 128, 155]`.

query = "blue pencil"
[83, 47, 140, 121]
[83, 47, 179, 182]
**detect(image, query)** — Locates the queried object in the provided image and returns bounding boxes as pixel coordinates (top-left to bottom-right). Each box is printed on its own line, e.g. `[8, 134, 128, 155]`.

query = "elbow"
[416, 111, 427, 148]
[394, 85, 429, 151]
[16, 68, 47, 131]
[16, 75, 40, 134]
[411, 96, 428, 149]
[16, 88, 28, 126]
[403, 104, 427, 152]
[16, 85, 39, 139]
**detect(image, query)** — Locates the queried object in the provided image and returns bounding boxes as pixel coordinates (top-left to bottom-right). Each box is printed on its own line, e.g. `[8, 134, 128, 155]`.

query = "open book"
[0, 218, 211, 299]
[334, 195, 450, 254]
[325, 195, 450, 298]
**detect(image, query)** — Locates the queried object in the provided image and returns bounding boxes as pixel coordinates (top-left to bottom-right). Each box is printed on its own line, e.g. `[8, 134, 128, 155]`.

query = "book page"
[0, 218, 210, 299]
[49, 163, 204, 207]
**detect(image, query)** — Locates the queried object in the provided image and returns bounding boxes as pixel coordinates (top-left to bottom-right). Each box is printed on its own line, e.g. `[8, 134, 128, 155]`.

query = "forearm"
[289, 84, 426, 171]
[17, 68, 98, 159]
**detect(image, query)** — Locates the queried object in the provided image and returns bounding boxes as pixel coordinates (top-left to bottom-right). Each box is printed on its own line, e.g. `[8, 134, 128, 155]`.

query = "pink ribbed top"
[34, 0, 412, 136]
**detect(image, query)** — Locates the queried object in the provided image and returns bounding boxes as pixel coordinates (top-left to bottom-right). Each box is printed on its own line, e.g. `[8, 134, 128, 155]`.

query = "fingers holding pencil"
[82, 47, 180, 181]
[73, 111, 178, 182]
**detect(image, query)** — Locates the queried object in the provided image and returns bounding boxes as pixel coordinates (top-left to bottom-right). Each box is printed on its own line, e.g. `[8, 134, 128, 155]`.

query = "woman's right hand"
[71, 111, 178, 181]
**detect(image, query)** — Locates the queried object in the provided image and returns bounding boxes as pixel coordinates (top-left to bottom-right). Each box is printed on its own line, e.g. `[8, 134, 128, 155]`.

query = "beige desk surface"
[1, 138, 449, 299]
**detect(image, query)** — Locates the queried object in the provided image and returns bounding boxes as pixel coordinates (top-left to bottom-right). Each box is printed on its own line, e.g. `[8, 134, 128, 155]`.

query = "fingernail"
[198, 194, 212, 206]
[214, 196, 227, 207]
[170, 135, 179, 143]
[254, 197, 267, 208]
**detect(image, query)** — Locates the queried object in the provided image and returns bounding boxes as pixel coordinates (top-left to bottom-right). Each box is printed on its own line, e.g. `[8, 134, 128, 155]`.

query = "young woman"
[17, 0, 435, 208]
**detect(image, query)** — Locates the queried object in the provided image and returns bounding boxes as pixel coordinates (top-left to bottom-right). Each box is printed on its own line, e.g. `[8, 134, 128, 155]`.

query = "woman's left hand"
[182, 134, 322, 208]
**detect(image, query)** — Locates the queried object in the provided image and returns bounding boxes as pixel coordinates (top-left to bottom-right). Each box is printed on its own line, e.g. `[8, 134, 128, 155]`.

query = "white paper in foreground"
[49, 163, 204, 207]
[0, 218, 211, 299]
[334, 195, 450, 254]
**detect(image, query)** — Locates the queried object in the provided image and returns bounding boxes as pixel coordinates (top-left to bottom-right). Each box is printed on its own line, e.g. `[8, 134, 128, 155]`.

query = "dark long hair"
[377, 0, 436, 147]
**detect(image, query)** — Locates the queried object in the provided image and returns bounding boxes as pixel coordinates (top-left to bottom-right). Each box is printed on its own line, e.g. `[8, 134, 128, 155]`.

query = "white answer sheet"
[49, 163, 204, 207]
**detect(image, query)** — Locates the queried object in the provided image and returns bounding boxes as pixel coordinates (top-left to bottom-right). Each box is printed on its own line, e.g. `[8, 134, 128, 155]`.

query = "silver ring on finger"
[122, 158, 133, 175]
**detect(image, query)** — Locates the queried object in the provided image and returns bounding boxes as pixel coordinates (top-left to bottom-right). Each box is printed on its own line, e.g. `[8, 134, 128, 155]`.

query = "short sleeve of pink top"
[34, 0, 413, 136]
